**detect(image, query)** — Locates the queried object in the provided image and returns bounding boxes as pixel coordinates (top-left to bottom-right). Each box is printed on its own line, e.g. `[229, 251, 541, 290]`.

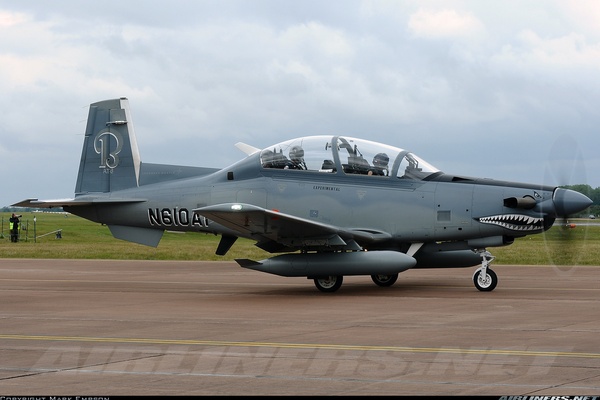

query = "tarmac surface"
[0, 258, 599, 396]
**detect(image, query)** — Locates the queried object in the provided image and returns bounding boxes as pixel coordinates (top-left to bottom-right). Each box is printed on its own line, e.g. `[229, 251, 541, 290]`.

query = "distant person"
[9, 213, 21, 242]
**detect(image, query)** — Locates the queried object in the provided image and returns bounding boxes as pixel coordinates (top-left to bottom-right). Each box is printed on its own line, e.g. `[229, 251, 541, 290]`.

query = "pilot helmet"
[373, 152, 389, 167]
[289, 145, 304, 161]
[261, 149, 275, 165]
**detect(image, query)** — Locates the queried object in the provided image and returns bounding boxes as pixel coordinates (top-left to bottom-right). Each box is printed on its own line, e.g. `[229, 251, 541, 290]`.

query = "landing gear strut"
[472, 249, 498, 292]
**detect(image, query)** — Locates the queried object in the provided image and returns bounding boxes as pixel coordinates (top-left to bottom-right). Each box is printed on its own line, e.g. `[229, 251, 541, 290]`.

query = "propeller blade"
[542, 135, 592, 268]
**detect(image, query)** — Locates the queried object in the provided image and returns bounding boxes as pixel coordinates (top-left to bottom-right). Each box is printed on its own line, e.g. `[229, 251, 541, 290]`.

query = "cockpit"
[259, 135, 441, 180]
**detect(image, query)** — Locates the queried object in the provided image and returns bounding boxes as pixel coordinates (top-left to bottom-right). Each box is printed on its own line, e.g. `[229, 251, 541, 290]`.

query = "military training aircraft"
[13, 98, 593, 292]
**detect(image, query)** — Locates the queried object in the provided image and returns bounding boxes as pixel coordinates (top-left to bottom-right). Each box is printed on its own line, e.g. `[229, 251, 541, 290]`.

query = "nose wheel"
[473, 249, 498, 291]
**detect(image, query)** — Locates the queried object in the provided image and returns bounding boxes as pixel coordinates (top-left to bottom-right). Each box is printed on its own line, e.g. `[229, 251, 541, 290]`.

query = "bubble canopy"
[259, 135, 441, 180]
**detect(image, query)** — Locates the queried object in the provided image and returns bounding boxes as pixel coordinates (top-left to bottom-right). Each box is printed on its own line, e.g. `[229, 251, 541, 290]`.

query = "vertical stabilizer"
[75, 98, 141, 194]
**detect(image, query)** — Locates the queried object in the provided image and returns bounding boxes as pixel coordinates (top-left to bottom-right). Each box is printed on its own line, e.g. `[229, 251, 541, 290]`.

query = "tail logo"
[94, 130, 124, 171]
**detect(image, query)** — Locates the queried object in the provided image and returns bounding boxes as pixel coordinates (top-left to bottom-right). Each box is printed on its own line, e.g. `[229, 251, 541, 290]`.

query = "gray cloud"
[1, 0, 599, 207]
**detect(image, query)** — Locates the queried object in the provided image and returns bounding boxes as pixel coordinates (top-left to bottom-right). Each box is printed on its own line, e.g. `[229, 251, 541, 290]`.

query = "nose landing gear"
[473, 249, 498, 292]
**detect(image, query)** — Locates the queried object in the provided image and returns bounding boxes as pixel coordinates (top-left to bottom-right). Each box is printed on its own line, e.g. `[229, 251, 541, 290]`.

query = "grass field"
[1, 212, 599, 266]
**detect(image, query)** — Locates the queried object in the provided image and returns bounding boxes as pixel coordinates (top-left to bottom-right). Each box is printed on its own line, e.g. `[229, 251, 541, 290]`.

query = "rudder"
[75, 97, 141, 194]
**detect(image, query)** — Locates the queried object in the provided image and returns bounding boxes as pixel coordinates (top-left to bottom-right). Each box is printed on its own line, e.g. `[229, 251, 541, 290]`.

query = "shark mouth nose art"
[476, 214, 544, 231]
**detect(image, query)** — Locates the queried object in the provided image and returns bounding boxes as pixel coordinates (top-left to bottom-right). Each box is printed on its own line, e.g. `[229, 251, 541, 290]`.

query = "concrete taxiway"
[0, 259, 599, 396]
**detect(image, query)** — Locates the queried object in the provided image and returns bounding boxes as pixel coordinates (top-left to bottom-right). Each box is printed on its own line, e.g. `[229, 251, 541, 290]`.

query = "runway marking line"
[1, 334, 599, 359]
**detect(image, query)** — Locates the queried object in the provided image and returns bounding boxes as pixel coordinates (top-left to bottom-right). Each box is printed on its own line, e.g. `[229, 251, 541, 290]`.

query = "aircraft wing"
[194, 203, 391, 251]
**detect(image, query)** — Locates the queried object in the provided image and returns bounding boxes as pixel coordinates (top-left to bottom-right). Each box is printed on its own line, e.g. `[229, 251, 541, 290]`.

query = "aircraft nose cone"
[553, 188, 593, 217]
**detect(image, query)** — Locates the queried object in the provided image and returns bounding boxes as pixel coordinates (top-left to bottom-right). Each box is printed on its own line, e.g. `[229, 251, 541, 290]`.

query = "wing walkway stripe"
[1, 334, 599, 359]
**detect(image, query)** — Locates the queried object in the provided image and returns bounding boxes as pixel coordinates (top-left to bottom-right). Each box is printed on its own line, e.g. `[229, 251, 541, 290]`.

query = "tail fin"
[75, 97, 141, 194]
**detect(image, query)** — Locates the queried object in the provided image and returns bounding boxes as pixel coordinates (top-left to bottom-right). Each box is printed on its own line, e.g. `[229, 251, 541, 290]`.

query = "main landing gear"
[472, 249, 498, 292]
[371, 273, 399, 287]
[312, 250, 498, 293]
[313, 273, 400, 293]
[313, 276, 343, 293]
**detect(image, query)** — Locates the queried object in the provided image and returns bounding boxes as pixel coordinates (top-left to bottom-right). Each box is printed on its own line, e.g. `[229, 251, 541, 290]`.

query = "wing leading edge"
[193, 203, 391, 253]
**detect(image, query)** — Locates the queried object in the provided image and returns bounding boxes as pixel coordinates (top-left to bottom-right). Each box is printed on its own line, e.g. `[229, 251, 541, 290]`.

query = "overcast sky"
[2, 0, 599, 207]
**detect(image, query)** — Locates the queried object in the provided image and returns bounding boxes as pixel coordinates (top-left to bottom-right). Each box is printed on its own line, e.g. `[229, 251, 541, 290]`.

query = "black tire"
[314, 276, 343, 293]
[473, 269, 498, 292]
[371, 273, 398, 287]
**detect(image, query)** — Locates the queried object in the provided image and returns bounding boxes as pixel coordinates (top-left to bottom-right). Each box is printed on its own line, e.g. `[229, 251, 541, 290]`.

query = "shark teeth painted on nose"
[476, 214, 544, 231]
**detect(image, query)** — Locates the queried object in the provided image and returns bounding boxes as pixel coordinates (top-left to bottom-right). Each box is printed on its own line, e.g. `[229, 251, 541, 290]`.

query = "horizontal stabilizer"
[12, 198, 85, 208]
[12, 197, 146, 208]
